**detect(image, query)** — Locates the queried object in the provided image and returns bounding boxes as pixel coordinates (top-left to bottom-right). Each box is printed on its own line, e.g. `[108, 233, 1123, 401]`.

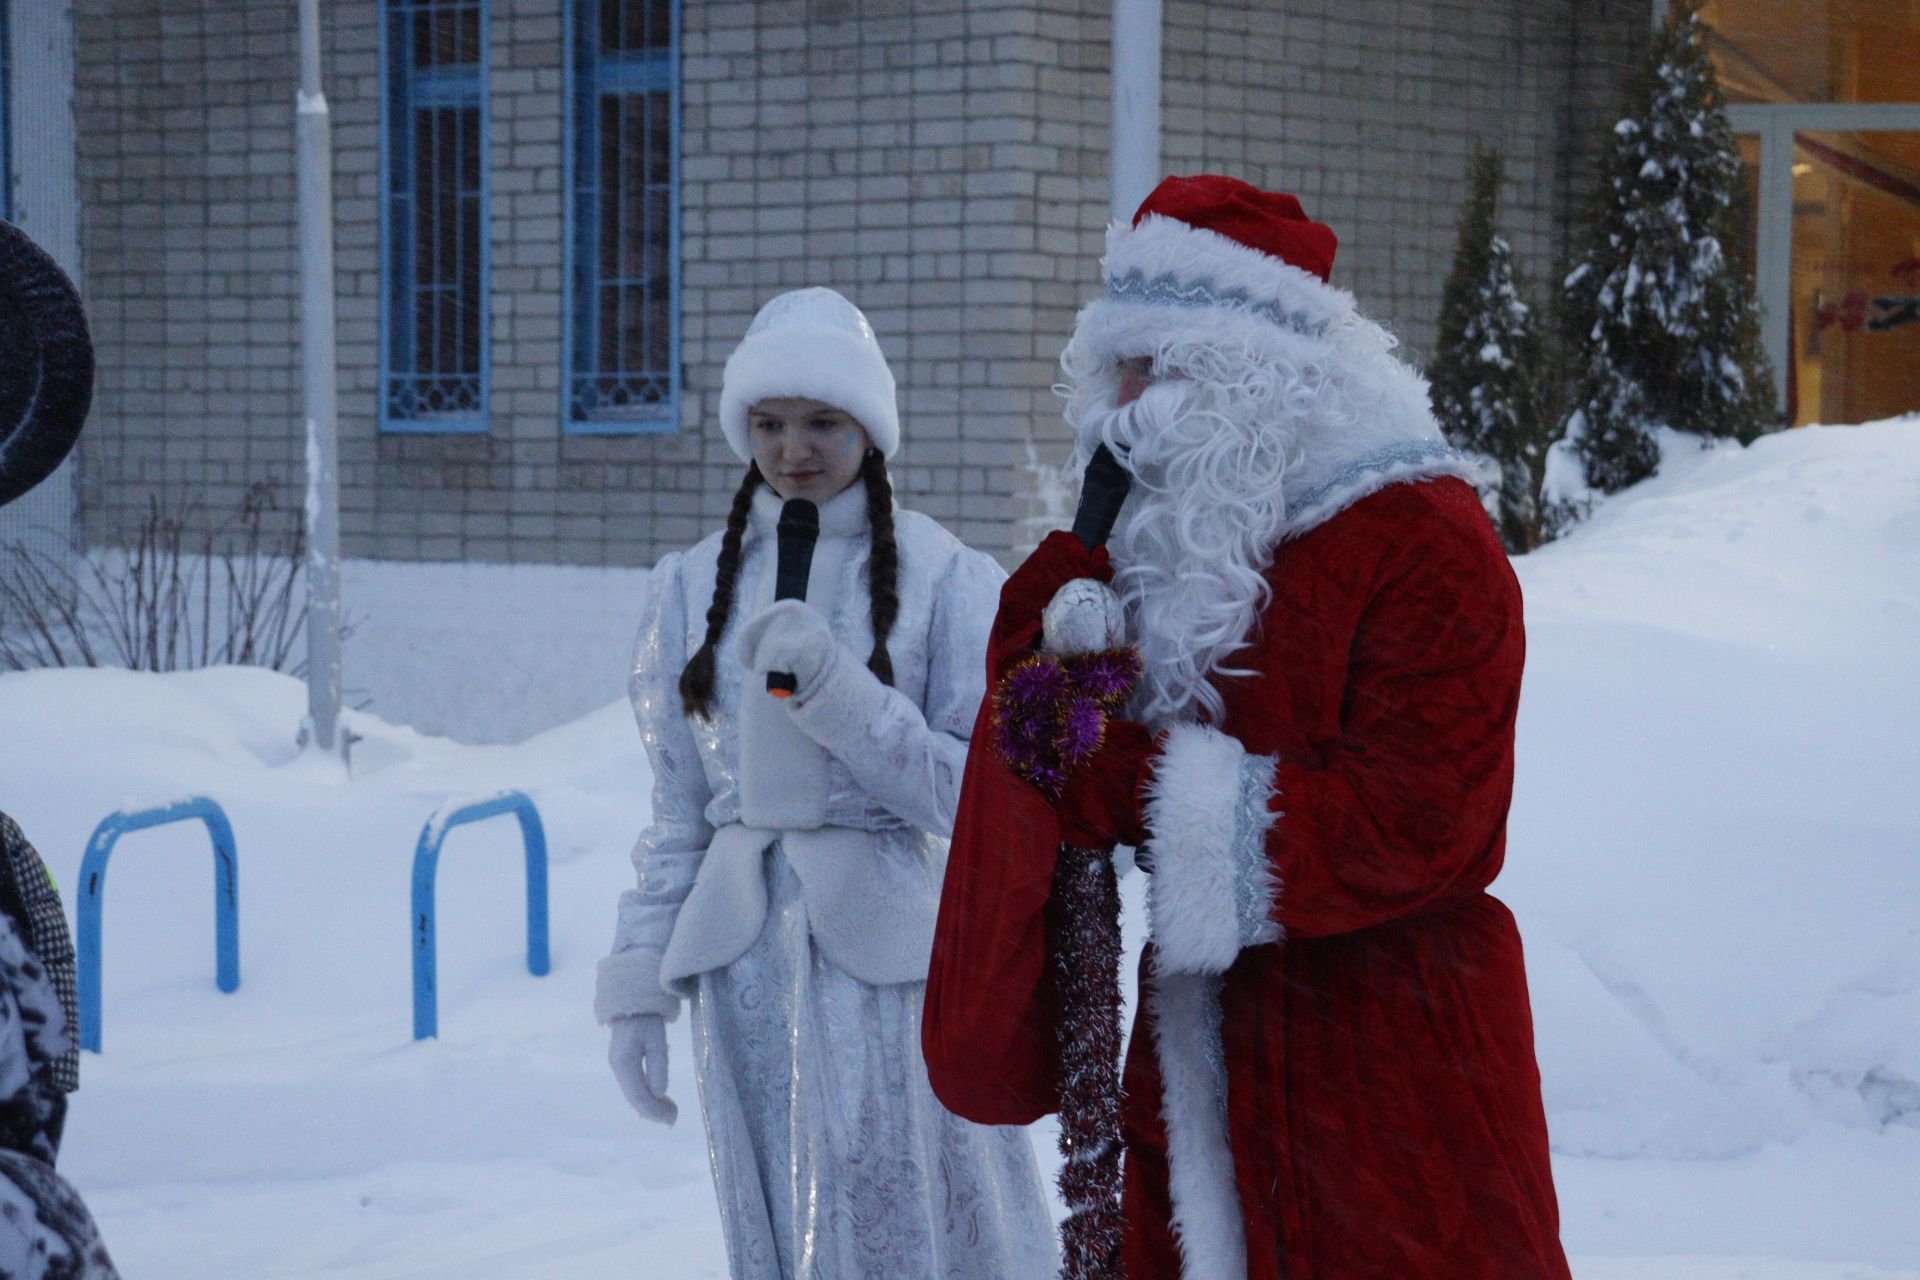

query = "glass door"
[1706, 0, 1920, 425]
[1791, 129, 1920, 425]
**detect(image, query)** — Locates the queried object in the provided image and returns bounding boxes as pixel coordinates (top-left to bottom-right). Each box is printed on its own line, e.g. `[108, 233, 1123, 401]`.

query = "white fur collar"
[1276, 404, 1486, 540]
[749, 479, 872, 542]
[1074, 281, 1485, 726]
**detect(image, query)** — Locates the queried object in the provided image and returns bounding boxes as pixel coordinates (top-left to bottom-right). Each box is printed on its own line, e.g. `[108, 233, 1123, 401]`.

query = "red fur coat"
[924, 475, 1571, 1280]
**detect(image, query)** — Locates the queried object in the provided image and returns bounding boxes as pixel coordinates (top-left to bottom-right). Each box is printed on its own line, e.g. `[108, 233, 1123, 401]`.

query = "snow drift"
[1506, 417, 1920, 1158]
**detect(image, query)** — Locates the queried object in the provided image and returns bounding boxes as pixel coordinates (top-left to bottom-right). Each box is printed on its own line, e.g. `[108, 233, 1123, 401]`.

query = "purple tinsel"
[992, 644, 1139, 1278]
[992, 647, 1143, 797]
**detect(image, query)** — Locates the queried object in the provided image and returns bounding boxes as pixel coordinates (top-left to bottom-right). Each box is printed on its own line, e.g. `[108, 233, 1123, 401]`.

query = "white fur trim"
[1149, 969, 1248, 1280]
[1146, 724, 1280, 974]
[719, 329, 899, 461]
[1109, 216, 1352, 332]
[658, 825, 777, 995]
[1286, 441, 1490, 535]
[734, 489, 860, 831]
[594, 949, 679, 1023]
[1071, 214, 1355, 371]
[1065, 217, 1484, 546]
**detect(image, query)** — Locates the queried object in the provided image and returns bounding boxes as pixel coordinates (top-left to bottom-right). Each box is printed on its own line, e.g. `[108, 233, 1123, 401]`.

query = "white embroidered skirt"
[690, 847, 1057, 1280]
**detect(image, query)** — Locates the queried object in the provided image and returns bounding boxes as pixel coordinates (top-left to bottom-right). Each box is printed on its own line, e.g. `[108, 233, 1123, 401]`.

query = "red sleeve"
[1268, 496, 1525, 939]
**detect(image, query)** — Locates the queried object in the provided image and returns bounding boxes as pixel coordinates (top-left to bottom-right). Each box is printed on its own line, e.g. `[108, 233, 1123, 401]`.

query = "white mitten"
[608, 1014, 677, 1126]
[734, 597, 839, 694]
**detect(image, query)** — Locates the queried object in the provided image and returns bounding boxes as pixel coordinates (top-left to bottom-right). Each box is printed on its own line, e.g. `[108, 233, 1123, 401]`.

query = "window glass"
[1702, 0, 1920, 105]
[1790, 129, 1920, 425]
[569, 0, 678, 429]
[385, 0, 488, 431]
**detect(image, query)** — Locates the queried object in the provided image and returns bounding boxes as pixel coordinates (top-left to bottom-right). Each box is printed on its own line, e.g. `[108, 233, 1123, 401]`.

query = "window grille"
[567, 0, 678, 431]
[383, 0, 488, 432]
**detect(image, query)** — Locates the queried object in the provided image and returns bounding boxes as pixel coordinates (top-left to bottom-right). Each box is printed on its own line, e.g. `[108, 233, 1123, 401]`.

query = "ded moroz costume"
[924, 177, 1573, 1280]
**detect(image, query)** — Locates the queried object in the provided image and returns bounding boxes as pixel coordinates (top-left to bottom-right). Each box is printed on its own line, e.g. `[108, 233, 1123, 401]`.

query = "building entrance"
[1705, 0, 1920, 425]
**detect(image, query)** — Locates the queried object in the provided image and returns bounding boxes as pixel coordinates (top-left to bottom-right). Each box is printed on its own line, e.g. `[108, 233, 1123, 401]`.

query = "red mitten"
[990, 531, 1113, 681]
[1054, 719, 1156, 850]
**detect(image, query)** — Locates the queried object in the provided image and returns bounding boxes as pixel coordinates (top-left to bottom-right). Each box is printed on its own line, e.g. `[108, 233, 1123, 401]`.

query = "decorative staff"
[992, 444, 1136, 1280]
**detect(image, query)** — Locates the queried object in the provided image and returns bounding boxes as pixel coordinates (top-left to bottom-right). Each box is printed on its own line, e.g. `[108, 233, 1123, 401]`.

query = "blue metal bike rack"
[411, 789, 550, 1040]
[76, 796, 240, 1053]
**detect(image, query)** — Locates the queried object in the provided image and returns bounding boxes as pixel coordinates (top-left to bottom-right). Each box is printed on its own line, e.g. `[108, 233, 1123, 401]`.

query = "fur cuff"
[595, 949, 680, 1024]
[784, 639, 888, 751]
[1145, 725, 1282, 974]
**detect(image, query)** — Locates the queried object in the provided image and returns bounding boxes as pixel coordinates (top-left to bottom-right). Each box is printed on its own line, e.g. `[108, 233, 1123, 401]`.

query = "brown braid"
[861, 448, 899, 687]
[679, 464, 765, 720]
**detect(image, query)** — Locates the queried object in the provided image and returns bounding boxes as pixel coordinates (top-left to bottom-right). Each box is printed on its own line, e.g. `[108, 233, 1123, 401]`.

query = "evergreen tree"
[1554, 0, 1778, 513]
[1430, 144, 1550, 553]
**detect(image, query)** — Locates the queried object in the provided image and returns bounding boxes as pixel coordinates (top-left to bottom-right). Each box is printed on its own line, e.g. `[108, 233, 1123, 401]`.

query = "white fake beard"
[1063, 340, 1299, 728]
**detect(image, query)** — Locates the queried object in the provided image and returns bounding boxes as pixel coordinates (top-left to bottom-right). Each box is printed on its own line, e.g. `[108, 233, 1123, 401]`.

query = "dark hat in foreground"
[0, 220, 93, 509]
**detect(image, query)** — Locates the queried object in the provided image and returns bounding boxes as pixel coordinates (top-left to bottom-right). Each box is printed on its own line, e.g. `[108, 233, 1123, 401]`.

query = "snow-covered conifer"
[1552, 0, 1777, 525]
[1430, 144, 1549, 553]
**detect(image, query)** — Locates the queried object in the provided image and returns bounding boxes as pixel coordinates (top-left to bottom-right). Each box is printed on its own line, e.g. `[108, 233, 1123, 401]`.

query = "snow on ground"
[2, 418, 1919, 1277]
[340, 559, 650, 745]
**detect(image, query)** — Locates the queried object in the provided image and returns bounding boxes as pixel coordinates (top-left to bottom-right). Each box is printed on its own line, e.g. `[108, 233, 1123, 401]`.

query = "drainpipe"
[1110, 0, 1163, 222]
[296, 0, 343, 758]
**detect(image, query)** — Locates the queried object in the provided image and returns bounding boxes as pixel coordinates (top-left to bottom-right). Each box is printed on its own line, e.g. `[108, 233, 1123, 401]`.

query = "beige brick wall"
[670, 0, 1109, 561]
[1159, 0, 1646, 364]
[72, 0, 1646, 570]
[74, 0, 307, 546]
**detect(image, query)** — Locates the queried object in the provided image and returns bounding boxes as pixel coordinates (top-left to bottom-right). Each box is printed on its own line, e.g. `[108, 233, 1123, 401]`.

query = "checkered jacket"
[0, 812, 79, 1093]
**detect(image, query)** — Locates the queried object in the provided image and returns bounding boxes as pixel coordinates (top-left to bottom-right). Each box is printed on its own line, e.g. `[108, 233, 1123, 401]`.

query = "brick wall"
[670, 0, 1108, 561]
[340, 0, 1114, 566]
[74, 0, 306, 548]
[72, 0, 1649, 571]
[1160, 0, 1647, 364]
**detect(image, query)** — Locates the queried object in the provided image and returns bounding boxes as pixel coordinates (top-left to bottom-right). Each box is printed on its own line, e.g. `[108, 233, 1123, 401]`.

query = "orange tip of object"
[768, 688, 794, 699]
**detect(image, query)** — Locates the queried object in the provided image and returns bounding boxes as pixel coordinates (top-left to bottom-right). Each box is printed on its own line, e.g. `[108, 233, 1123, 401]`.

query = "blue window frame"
[566, 0, 680, 433]
[382, 0, 489, 433]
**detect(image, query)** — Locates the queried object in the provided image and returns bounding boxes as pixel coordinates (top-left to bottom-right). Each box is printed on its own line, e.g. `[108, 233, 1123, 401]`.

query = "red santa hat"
[1069, 175, 1358, 370]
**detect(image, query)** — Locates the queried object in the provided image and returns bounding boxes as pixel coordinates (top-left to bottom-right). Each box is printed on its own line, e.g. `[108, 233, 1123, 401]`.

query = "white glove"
[608, 1014, 677, 1125]
[733, 598, 839, 695]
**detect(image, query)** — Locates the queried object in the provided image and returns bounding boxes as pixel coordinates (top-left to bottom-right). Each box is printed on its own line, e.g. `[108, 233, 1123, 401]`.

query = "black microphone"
[766, 497, 820, 697]
[1070, 444, 1133, 551]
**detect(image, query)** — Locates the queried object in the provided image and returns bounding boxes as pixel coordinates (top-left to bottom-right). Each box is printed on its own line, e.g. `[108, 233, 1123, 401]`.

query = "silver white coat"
[598, 482, 1056, 1280]
[596, 483, 1007, 1015]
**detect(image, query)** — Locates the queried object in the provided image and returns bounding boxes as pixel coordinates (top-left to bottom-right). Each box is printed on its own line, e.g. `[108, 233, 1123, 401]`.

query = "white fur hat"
[718, 287, 900, 461]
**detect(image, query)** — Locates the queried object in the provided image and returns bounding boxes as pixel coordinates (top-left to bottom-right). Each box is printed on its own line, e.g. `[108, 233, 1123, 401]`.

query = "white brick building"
[9, 0, 1656, 568]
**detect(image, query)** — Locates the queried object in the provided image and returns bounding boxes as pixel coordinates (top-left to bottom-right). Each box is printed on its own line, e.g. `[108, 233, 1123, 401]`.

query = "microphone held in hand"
[766, 498, 820, 697]
[1070, 445, 1132, 551]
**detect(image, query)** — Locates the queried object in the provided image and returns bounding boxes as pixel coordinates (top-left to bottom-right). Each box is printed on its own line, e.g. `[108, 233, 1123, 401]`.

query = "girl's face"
[747, 398, 873, 502]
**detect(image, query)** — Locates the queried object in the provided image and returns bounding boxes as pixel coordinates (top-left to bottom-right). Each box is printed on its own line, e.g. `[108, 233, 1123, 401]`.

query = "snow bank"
[341, 559, 652, 745]
[1504, 416, 1920, 1160]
